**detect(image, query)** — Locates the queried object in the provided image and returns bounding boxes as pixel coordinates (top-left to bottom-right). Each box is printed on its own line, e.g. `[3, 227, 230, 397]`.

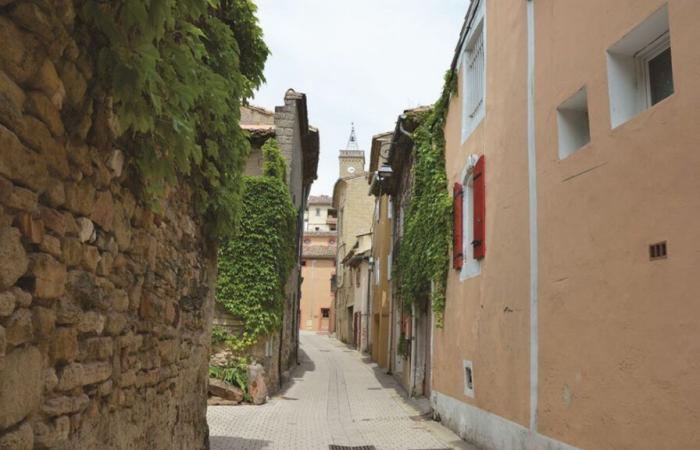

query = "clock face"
[347, 166, 356, 174]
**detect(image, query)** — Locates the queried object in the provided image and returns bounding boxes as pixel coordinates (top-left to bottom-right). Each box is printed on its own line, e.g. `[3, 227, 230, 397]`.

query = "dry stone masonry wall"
[0, 2, 216, 449]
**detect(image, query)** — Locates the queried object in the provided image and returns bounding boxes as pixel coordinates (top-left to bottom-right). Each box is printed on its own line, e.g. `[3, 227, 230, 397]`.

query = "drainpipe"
[526, 0, 539, 432]
[366, 259, 372, 353]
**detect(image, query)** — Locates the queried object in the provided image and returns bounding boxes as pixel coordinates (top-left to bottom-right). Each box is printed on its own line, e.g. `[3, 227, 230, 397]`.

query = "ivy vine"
[396, 71, 457, 327]
[215, 139, 297, 354]
[78, 0, 269, 239]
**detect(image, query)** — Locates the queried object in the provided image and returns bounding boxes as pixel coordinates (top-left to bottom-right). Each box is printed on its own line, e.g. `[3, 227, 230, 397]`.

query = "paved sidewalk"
[207, 332, 477, 450]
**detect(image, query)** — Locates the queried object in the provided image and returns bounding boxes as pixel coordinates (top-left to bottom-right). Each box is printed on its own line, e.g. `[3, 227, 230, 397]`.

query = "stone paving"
[207, 331, 477, 450]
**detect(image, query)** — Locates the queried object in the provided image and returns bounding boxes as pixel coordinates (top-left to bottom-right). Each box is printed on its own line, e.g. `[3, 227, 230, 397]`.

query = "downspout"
[366, 258, 372, 353]
[526, 0, 539, 432]
[410, 302, 417, 397]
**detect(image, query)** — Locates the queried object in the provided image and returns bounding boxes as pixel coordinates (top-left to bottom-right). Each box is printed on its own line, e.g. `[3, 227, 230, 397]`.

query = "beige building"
[368, 132, 394, 369]
[213, 90, 319, 392]
[304, 195, 336, 232]
[332, 128, 375, 347]
[431, 1, 700, 450]
[300, 230, 336, 332]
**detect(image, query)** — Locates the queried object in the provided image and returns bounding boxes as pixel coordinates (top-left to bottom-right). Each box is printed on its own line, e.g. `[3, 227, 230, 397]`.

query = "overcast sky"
[251, 0, 467, 196]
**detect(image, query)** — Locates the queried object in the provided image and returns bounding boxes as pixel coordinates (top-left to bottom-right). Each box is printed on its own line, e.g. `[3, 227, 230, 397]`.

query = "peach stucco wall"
[535, 1, 700, 448]
[435, 0, 700, 449]
[434, 0, 531, 428]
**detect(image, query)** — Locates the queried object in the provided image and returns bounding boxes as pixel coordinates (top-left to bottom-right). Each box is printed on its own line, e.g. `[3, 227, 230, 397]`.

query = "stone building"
[430, 1, 700, 450]
[212, 91, 319, 393]
[299, 229, 336, 332]
[332, 127, 374, 347]
[0, 4, 216, 448]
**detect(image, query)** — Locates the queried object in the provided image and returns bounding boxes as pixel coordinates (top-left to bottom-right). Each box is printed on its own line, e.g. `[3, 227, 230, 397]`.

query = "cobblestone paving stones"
[208, 332, 475, 450]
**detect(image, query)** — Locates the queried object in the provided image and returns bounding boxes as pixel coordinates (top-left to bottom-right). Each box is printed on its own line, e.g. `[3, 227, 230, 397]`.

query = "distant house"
[300, 227, 336, 333]
[304, 195, 336, 232]
[213, 89, 319, 393]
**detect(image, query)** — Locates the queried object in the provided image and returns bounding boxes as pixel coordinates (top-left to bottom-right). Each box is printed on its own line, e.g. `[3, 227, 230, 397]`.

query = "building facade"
[367, 133, 394, 369]
[300, 230, 336, 332]
[213, 89, 319, 392]
[304, 195, 336, 232]
[332, 128, 375, 347]
[432, 1, 700, 450]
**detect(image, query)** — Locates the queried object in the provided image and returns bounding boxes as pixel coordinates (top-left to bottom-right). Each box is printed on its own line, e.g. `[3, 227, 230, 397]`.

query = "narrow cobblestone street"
[208, 332, 476, 450]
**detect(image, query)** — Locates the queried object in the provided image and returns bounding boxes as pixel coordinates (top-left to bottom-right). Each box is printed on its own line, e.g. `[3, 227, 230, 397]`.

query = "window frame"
[636, 32, 672, 109]
[460, 0, 486, 143]
[459, 155, 482, 282]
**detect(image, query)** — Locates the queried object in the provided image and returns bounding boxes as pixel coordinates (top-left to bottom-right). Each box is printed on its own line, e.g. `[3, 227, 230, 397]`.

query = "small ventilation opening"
[463, 360, 475, 397]
[649, 241, 668, 260]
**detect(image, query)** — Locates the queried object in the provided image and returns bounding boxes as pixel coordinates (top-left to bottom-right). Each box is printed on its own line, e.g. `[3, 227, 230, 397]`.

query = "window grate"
[328, 446, 376, 450]
[649, 241, 668, 260]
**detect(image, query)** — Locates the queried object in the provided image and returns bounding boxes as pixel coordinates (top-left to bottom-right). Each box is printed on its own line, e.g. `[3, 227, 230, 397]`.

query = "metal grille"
[328, 446, 376, 450]
[465, 27, 485, 119]
[649, 241, 668, 260]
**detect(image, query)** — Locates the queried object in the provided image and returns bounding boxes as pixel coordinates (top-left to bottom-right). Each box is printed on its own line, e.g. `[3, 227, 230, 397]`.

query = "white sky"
[251, 0, 467, 196]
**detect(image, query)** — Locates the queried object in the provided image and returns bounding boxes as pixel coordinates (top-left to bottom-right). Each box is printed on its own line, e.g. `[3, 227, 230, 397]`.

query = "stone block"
[79, 337, 113, 361]
[59, 61, 86, 109]
[40, 207, 65, 236]
[82, 245, 100, 272]
[0, 346, 42, 429]
[0, 125, 50, 191]
[41, 393, 89, 416]
[107, 150, 124, 177]
[76, 217, 94, 243]
[32, 306, 56, 339]
[29, 59, 65, 109]
[5, 185, 37, 211]
[39, 234, 62, 258]
[64, 181, 95, 217]
[247, 363, 268, 405]
[12, 288, 31, 307]
[0, 70, 26, 115]
[5, 309, 33, 346]
[43, 179, 65, 208]
[55, 298, 81, 325]
[208, 378, 243, 403]
[0, 291, 14, 317]
[104, 313, 126, 336]
[77, 311, 105, 335]
[91, 190, 114, 231]
[50, 327, 77, 364]
[44, 368, 58, 392]
[0, 227, 29, 289]
[15, 115, 69, 178]
[0, 17, 44, 84]
[15, 211, 44, 244]
[25, 91, 64, 137]
[30, 253, 66, 299]
[33, 415, 70, 449]
[62, 237, 82, 266]
[0, 421, 33, 450]
[57, 362, 112, 391]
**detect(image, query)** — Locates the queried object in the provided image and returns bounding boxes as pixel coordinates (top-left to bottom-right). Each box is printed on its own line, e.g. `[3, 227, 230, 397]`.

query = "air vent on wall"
[649, 241, 667, 260]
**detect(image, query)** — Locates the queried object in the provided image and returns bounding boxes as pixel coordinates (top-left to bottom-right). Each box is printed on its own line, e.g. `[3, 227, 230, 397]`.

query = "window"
[315, 227, 320, 231]
[557, 87, 591, 159]
[315, 208, 321, 216]
[454, 155, 484, 281]
[387, 198, 393, 220]
[375, 198, 380, 223]
[461, 1, 486, 142]
[606, 5, 673, 128]
[301, 260, 307, 266]
[321, 308, 330, 318]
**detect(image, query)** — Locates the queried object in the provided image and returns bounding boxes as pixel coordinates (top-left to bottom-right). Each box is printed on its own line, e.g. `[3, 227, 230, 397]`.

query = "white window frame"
[460, 155, 482, 282]
[636, 32, 672, 109]
[460, 0, 486, 143]
[606, 5, 672, 128]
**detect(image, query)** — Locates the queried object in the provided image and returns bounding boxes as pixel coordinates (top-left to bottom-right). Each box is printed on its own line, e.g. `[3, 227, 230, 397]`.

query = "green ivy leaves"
[215, 139, 297, 353]
[79, 0, 269, 240]
[396, 71, 456, 328]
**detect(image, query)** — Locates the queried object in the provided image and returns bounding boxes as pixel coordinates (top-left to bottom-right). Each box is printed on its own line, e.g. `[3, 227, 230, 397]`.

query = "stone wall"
[0, 3, 215, 449]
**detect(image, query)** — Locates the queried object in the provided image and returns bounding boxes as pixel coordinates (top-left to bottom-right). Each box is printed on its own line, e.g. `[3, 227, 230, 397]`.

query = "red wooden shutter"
[473, 155, 486, 260]
[453, 182, 464, 269]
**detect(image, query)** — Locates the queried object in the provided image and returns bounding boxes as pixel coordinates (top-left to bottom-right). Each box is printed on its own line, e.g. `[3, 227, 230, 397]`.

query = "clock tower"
[339, 123, 365, 179]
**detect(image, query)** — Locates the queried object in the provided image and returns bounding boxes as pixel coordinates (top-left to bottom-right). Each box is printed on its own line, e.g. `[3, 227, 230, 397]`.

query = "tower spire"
[346, 122, 359, 150]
